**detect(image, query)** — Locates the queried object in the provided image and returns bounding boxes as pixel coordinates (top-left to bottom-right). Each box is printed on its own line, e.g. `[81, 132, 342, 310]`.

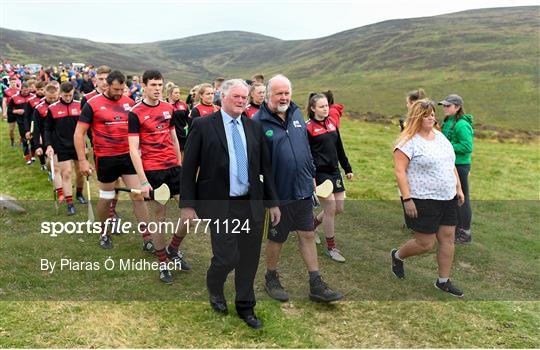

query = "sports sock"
[308, 270, 321, 282]
[326, 236, 336, 250]
[169, 234, 184, 251]
[140, 223, 151, 242]
[438, 277, 449, 284]
[156, 248, 168, 264]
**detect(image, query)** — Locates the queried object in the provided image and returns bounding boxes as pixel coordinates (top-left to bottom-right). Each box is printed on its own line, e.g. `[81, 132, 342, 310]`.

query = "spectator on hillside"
[440, 94, 474, 244]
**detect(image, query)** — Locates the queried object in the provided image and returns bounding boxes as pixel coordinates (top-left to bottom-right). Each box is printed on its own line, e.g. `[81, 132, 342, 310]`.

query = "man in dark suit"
[180, 79, 281, 329]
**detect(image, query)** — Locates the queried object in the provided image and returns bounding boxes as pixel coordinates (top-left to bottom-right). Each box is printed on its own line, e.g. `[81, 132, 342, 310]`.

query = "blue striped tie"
[231, 119, 249, 184]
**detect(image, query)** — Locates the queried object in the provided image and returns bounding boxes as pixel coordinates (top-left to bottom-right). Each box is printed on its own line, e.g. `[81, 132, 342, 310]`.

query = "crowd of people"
[0, 60, 474, 329]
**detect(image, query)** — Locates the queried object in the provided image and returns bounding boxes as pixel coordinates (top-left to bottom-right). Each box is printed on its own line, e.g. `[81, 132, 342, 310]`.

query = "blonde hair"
[395, 99, 438, 148]
[196, 83, 213, 104]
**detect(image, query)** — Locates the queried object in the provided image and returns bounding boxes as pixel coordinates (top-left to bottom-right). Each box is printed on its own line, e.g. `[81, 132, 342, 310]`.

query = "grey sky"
[1, 0, 538, 43]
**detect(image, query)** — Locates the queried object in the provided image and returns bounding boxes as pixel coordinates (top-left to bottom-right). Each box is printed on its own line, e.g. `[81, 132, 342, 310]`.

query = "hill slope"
[1, 6, 539, 130]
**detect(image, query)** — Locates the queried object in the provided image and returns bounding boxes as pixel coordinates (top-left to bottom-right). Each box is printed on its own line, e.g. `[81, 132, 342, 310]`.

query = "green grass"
[0, 119, 539, 347]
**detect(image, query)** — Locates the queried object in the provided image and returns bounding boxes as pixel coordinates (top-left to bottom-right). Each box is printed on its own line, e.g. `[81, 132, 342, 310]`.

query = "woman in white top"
[391, 99, 465, 297]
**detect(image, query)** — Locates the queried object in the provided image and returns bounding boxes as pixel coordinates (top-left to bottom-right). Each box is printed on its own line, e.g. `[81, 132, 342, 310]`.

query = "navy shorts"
[267, 198, 314, 243]
[404, 197, 458, 234]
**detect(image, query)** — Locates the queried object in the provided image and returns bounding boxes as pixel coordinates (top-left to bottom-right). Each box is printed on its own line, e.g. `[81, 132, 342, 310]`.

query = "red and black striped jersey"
[4, 87, 19, 105]
[306, 115, 352, 174]
[80, 89, 99, 109]
[32, 100, 54, 147]
[128, 100, 179, 171]
[28, 95, 45, 109]
[44, 100, 81, 151]
[328, 104, 344, 129]
[190, 103, 220, 118]
[243, 103, 260, 119]
[79, 94, 134, 157]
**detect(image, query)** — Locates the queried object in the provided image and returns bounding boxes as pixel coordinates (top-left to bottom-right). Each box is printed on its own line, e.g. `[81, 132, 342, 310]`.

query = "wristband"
[403, 197, 412, 202]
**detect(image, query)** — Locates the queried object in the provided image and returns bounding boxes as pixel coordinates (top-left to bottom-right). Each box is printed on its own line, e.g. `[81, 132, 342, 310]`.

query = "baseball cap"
[438, 94, 463, 106]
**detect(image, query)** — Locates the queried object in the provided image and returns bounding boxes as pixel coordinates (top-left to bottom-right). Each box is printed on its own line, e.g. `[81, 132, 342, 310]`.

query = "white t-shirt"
[396, 130, 457, 200]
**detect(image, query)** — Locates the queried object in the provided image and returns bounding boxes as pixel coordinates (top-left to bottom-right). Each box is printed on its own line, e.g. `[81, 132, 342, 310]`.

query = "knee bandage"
[99, 190, 116, 199]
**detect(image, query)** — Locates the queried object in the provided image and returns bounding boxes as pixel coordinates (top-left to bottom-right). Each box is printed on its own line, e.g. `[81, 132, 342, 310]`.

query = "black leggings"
[456, 164, 472, 230]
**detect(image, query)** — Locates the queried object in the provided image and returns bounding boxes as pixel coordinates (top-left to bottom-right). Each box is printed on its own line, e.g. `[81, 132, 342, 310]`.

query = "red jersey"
[45, 100, 81, 150]
[190, 103, 220, 118]
[79, 94, 134, 157]
[172, 100, 188, 112]
[328, 104, 344, 128]
[4, 87, 19, 105]
[28, 95, 45, 109]
[128, 100, 179, 171]
[243, 103, 260, 119]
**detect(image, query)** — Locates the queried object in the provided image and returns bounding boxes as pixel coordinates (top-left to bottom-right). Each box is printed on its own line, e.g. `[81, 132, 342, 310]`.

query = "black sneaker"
[143, 240, 155, 254]
[159, 264, 173, 284]
[391, 248, 405, 279]
[76, 194, 87, 204]
[309, 275, 343, 302]
[434, 279, 464, 298]
[67, 204, 76, 216]
[100, 235, 113, 249]
[166, 246, 191, 271]
[455, 229, 472, 245]
[40, 164, 47, 172]
[264, 271, 289, 302]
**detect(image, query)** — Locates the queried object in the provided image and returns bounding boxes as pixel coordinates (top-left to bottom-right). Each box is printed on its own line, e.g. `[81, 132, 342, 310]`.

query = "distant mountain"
[2, 6, 539, 130]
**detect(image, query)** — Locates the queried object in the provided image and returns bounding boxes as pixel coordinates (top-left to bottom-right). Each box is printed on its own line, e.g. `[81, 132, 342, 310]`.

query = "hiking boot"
[166, 246, 191, 271]
[326, 248, 346, 262]
[67, 204, 76, 216]
[76, 193, 87, 204]
[100, 235, 113, 249]
[391, 249, 405, 279]
[264, 271, 289, 302]
[159, 264, 173, 284]
[143, 240, 155, 254]
[309, 275, 343, 302]
[434, 279, 464, 298]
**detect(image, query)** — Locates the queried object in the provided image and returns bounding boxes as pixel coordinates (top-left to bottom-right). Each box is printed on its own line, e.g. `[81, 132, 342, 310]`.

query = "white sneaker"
[315, 233, 321, 245]
[326, 248, 346, 263]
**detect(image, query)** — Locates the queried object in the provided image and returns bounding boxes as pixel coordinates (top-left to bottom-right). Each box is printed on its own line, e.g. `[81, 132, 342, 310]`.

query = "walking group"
[1, 61, 474, 329]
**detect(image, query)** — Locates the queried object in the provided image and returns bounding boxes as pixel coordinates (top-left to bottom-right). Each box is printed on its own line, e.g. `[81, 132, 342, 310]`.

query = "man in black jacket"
[180, 79, 280, 329]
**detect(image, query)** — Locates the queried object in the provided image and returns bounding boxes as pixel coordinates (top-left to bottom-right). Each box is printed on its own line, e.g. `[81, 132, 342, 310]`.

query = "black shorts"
[145, 166, 181, 196]
[57, 149, 78, 162]
[316, 171, 345, 193]
[7, 113, 16, 123]
[404, 197, 458, 234]
[267, 198, 314, 243]
[95, 153, 136, 183]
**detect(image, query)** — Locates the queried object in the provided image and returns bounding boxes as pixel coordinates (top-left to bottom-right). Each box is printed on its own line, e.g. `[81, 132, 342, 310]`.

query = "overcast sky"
[1, 0, 538, 43]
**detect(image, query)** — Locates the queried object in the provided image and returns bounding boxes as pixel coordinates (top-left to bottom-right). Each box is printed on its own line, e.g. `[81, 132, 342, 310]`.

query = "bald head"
[266, 74, 292, 114]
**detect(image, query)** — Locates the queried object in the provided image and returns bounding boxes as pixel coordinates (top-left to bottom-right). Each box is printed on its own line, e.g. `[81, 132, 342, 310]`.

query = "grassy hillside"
[1, 6, 539, 130]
